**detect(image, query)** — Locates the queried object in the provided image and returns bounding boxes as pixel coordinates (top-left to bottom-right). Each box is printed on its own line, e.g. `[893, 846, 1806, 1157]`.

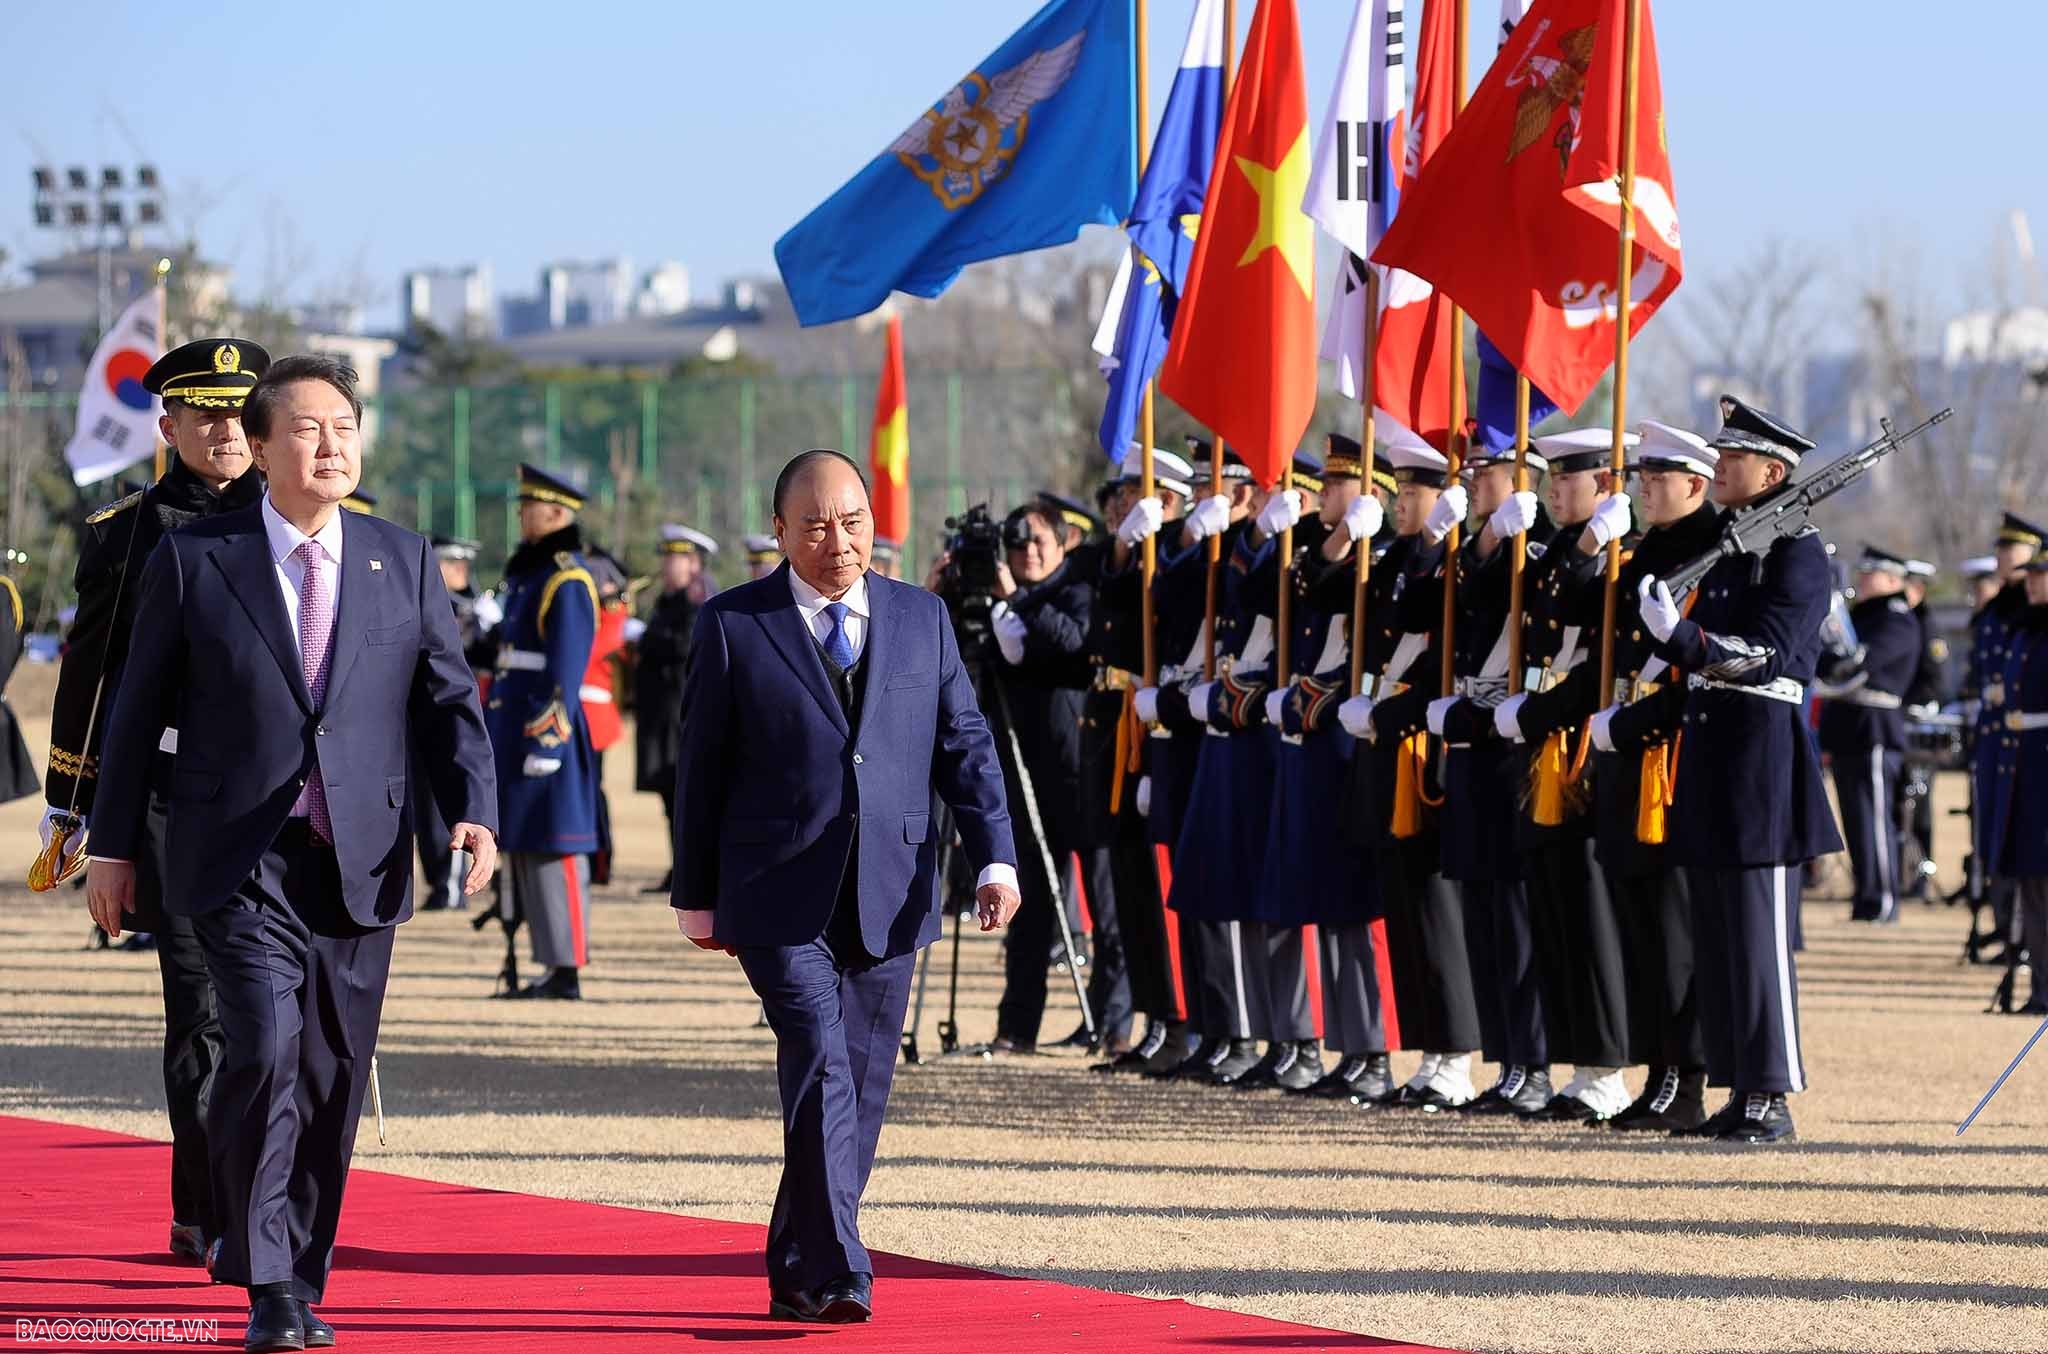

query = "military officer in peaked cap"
[743, 533, 783, 581]
[482, 464, 602, 998]
[636, 524, 717, 893]
[416, 535, 490, 910]
[1982, 555, 2048, 1015]
[39, 336, 270, 1263]
[870, 534, 902, 580]
[1617, 397, 1844, 1144]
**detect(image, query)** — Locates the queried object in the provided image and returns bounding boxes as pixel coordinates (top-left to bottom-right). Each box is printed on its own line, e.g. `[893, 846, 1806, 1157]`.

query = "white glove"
[1424, 486, 1468, 544]
[1117, 495, 1165, 547]
[1337, 693, 1375, 739]
[1188, 680, 1216, 719]
[1637, 575, 1680, 643]
[1184, 494, 1232, 542]
[1255, 489, 1303, 538]
[1134, 686, 1161, 724]
[1426, 695, 1459, 736]
[1488, 490, 1540, 540]
[1590, 704, 1619, 753]
[1263, 689, 1287, 729]
[1494, 692, 1529, 743]
[622, 617, 648, 643]
[39, 805, 82, 850]
[471, 591, 505, 631]
[1135, 775, 1153, 818]
[522, 755, 562, 777]
[1342, 495, 1385, 543]
[992, 603, 1028, 665]
[1588, 493, 1633, 548]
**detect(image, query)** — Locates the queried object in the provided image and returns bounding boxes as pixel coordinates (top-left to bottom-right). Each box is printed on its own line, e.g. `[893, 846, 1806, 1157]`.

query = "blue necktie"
[822, 601, 855, 670]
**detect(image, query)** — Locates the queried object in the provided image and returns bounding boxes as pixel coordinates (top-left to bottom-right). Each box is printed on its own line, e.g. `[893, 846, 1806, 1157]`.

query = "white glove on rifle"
[1424, 486, 1469, 545]
[1637, 575, 1681, 643]
[471, 591, 505, 631]
[1117, 496, 1165, 547]
[1590, 705, 1620, 753]
[1494, 691, 1529, 743]
[1187, 681, 1216, 720]
[1488, 490, 1540, 540]
[1426, 695, 1459, 736]
[1588, 493, 1633, 548]
[1255, 489, 1303, 538]
[622, 617, 648, 643]
[1342, 495, 1384, 543]
[1135, 775, 1153, 818]
[991, 603, 1028, 665]
[1184, 494, 1232, 542]
[1263, 689, 1287, 729]
[522, 755, 562, 777]
[1337, 694, 1375, 739]
[1133, 686, 1161, 725]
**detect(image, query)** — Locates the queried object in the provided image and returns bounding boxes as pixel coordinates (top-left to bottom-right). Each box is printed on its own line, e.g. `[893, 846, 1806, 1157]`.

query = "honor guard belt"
[579, 684, 613, 704]
[1614, 678, 1664, 705]
[496, 648, 548, 672]
[2004, 711, 2048, 732]
[158, 728, 179, 754]
[1452, 675, 1510, 707]
[1831, 687, 1904, 710]
[1092, 666, 1135, 693]
[1686, 673, 1806, 704]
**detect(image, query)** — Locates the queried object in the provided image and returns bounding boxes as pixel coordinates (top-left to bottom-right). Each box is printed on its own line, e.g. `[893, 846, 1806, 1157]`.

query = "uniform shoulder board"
[554, 550, 575, 568]
[86, 490, 144, 525]
[1887, 596, 1911, 614]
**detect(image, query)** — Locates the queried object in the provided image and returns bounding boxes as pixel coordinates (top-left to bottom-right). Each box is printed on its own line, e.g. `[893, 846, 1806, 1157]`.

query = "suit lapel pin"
[369, 559, 383, 572]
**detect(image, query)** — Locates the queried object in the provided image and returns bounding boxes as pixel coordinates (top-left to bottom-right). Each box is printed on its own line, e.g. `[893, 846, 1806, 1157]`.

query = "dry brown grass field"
[1, 665, 2042, 1353]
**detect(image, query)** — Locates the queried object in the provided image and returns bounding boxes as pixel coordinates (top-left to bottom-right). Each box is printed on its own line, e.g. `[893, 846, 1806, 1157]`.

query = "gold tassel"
[1391, 732, 1431, 837]
[1109, 687, 1138, 815]
[1636, 732, 1682, 845]
[1530, 730, 1570, 827]
[27, 815, 88, 892]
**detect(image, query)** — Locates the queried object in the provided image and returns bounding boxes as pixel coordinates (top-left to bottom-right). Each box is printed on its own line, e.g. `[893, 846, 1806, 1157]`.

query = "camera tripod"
[901, 663, 1096, 1064]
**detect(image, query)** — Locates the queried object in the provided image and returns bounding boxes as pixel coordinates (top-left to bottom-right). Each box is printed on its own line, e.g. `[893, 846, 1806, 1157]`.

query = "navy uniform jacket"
[46, 459, 264, 813]
[1982, 601, 2048, 877]
[1146, 521, 1246, 846]
[1644, 528, 1844, 868]
[1817, 594, 1921, 754]
[1523, 503, 1724, 875]
[1342, 532, 1441, 852]
[484, 525, 600, 855]
[633, 586, 699, 794]
[1967, 583, 2027, 826]
[671, 564, 1016, 958]
[91, 505, 499, 928]
[1904, 601, 1950, 709]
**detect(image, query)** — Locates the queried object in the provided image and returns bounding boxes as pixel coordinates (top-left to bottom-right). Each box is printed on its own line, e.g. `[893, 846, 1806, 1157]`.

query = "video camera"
[936, 503, 1030, 646]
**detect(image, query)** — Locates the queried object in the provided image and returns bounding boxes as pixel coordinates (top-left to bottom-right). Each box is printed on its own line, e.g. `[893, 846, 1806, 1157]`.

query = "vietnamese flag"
[1370, 0, 1681, 414]
[1157, 0, 1316, 486]
[868, 313, 909, 544]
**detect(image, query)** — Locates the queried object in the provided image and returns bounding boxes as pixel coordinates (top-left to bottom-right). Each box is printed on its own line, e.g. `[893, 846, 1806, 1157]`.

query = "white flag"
[1091, 247, 1134, 374]
[1303, 0, 1405, 400]
[63, 293, 163, 486]
[1497, 0, 1531, 51]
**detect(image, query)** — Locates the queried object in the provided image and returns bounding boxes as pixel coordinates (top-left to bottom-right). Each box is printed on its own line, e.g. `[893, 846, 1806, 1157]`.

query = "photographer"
[929, 502, 1094, 1052]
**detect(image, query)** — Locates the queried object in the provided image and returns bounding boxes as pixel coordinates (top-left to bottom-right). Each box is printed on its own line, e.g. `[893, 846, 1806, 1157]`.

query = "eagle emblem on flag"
[1504, 21, 1598, 173]
[888, 31, 1087, 210]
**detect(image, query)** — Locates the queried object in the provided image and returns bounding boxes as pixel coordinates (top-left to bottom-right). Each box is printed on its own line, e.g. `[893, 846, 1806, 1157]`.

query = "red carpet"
[0, 1116, 1455, 1352]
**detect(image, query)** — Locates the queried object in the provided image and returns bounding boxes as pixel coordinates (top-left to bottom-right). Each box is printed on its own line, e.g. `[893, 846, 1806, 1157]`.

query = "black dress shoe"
[769, 1285, 825, 1321]
[1716, 1091, 1796, 1144]
[988, 1034, 1037, 1056]
[1505, 1066, 1554, 1117]
[1269, 1041, 1325, 1093]
[1672, 1091, 1747, 1140]
[1460, 1066, 1528, 1116]
[1302, 1054, 1368, 1098]
[1344, 1054, 1397, 1106]
[814, 1271, 873, 1323]
[1227, 1041, 1290, 1090]
[1094, 1021, 1170, 1073]
[511, 968, 581, 1000]
[1149, 1035, 1223, 1080]
[169, 1221, 207, 1262]
[1205, 1039, 1268, 1086]
[243, 1294, 304, 1352]
[297, 1303, 335, 1349]
[1614, 1067, 1708, 1134]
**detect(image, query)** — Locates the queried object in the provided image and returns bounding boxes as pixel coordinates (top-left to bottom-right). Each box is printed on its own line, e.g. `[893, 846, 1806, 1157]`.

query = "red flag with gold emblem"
[1370, 0, 1681, 413]
[868, 313, 910, 544]
[1157, 0, 1315, 485]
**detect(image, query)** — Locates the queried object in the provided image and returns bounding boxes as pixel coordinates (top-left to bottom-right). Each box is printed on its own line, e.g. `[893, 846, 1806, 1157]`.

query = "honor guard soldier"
[1817, 546, 1921, 923]
[1267, 433, 1399, 1101]
[1339, 415, 1484, 1110]
[1, 563, 35, 803]
[416, 535, 488, 910]
[485, 464, 602, 999]
[743, 533, 783, 581]
[1409, 437, 1554, 1117]
[1982, 556, 2048, 1014]
[1960, 554, 2003, 610]
[1965, 514, 2042, 937]
[1469, 428, 1639, 1121]
[39, 336, 270, 1262]
[1899, 558, 1946, 897]
[1617, 397, 1844, 1144]
[870, 535, 902, 580]
[635, 525, 715, 893]
[580, 543, 632, 886]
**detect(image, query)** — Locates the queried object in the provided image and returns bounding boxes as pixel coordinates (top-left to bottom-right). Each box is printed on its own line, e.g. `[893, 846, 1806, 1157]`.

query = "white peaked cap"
[1119, 443, 1194, 497]
[1634, 420, 1717, 476]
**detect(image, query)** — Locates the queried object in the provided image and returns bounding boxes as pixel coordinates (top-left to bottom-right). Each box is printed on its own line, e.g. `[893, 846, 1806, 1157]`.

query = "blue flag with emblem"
[1473, 329, 1561, 453]
[775, 0, 1137, 328]
[1092, 0, 1223, 459]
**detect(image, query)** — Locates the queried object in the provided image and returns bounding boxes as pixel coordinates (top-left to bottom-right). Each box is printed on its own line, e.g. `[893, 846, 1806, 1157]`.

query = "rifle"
[1660, 410, 1954, 598]
[470, 891, 521, 996]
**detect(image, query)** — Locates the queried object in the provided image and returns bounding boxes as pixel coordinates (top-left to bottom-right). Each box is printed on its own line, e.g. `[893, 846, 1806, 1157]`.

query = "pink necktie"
[294, 540, 334, 843]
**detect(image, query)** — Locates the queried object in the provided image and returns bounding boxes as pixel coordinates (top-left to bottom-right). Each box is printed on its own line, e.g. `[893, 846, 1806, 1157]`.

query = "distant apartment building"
[500, 259, 693, 338]
[401, 264, 495, 339]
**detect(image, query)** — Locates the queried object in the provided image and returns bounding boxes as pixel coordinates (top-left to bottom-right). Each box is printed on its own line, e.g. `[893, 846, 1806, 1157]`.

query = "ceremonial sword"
[370, 1056, 387, 1146]
[1955, 1012, 2048, 1136]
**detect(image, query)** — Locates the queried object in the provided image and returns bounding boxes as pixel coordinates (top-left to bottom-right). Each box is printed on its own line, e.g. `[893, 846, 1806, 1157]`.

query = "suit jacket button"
[852, 753, 864, 765]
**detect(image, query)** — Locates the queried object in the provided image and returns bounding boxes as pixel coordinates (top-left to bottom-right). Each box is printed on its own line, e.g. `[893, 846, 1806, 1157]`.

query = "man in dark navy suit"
[85, 355, 499, 1353]
[673, 449, 1019, 1325]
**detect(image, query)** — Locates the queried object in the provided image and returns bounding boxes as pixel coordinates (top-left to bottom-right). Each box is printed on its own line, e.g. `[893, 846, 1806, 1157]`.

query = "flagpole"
[1349, 266, 1379, 697]
[152, 258, 170, 482]
[1438, 0, 1470, 699]
[1201, 0, 1237, 682]
[1597, 0, 1643, 705]
[1136, 0, 1159, 686]
[1506, 374, 1530, 693]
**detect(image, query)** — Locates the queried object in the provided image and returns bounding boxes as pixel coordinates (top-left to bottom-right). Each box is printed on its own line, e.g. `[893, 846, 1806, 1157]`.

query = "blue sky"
[6, 1, 2044, 335]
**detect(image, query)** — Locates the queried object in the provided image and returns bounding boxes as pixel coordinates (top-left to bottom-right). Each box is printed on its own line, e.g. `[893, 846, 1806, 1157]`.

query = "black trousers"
[1458, 878, 1547, 1068]
[1525, 836, 1630, 1068]
[1605, 864, 1704, 1071]
[1108, 822, 1179, 1023]
[1686, 864, 1806, 1094]
[1376, 834, 1481, 1055]
[1244, 921, 1316, 1042]
[1182, 918, 1254, 1040]
[133, 788, 222, 1235]
[1832, 744, 1902, 922]
[195, 821, 394, 1302]
[1076, 846, 1133, 1043]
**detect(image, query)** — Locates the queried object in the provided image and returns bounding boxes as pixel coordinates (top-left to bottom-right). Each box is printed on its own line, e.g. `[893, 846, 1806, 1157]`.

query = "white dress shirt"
[260, 494, 345, 664]
[678, 567, 1017, 940]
